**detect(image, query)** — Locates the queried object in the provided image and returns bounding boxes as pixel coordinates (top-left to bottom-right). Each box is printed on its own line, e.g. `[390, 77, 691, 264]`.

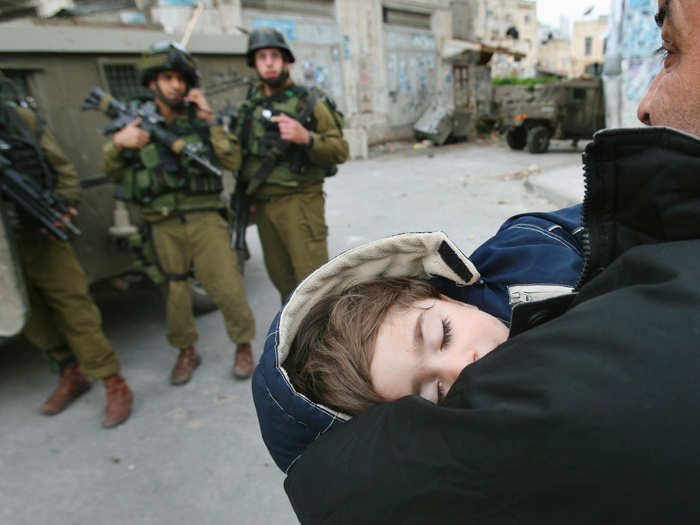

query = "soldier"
[236, 27, 349, 304]
[102, 41, 256, 382]
[0, 71, 132, 428]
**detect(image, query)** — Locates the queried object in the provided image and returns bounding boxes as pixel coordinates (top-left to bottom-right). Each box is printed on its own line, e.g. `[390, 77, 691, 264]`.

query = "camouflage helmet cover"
[246, 27, 295, 67]
[138, 40, 199, 88]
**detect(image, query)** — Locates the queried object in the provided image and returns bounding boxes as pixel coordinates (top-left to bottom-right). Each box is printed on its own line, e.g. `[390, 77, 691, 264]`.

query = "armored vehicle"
[497, 77, 605, 154]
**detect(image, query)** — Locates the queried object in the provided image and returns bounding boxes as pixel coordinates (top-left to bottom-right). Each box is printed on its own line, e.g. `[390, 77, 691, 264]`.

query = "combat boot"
[170, 345, 201, 385]
[40, 365, 91, 415]
[232, 342, 254, 379]
[102, 374, 133, 428]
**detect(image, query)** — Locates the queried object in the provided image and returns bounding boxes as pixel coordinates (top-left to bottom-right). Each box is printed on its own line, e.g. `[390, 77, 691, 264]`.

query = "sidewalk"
[525, 163, 586, 208]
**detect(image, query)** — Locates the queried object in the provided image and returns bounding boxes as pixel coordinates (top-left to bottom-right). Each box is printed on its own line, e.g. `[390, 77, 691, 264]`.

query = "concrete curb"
[525, 164, 586, 208]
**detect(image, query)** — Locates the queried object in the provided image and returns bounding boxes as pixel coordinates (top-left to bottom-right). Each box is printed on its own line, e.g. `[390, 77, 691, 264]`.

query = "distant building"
[472, 0, 538, 78]
[571, 15, 609, 77]
[537, 23, 572, 78]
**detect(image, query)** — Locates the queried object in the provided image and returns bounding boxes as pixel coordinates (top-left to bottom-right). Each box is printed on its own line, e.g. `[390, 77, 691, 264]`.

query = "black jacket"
[284, 127, 700, 524]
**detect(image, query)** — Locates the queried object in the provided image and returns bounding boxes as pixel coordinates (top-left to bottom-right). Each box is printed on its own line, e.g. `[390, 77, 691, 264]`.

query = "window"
[453, 65, 469, 89]
[98, 60, 151, 102]
[584, 36, 593, 56]
[603, 37, 608, 55]
[524, 14, 531, 24]
[242, 0, 334, 17]
[383, 7, 431, 29]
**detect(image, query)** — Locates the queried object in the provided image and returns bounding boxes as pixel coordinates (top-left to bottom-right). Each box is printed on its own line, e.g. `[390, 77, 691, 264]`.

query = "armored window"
[571, 88, 586, 102]
[98, 60, 151, 102]
[584, 36, 593, 56]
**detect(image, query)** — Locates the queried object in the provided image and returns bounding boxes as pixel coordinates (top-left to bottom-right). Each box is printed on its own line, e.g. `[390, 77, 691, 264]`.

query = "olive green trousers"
[16, 230, 121, 379]
[254, 184, 329, 304]
[150, 211, 255, 349]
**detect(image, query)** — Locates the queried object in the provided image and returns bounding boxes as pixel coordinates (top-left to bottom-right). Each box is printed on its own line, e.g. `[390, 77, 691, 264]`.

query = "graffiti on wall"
[302, 62, 331, 91]
[384, 29, 438, 126]
[252, 18, 297, 41]
[621, 0, 659, 57]
[343, 35, 352, 60]
[620, 0, 661, 103]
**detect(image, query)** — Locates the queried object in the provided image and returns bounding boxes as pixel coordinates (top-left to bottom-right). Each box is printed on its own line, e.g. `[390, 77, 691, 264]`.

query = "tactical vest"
[237, 85, 331, 188]
[0, 104, 54, 190]
[119, 107, 223, 211]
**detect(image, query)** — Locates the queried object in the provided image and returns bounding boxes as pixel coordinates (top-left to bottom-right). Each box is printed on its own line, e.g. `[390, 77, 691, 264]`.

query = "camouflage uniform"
[2, 104, 121, 379]
[103, 108, 255, 349]
[236, 82, 349, 303]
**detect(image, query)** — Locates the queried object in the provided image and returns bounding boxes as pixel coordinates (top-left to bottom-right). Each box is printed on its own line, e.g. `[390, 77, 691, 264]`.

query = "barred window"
[99, 61, 151, 102]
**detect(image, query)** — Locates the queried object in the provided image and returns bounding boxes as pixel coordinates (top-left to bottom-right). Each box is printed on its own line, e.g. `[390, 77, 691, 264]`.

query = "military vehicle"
[497, 77, 605, 154]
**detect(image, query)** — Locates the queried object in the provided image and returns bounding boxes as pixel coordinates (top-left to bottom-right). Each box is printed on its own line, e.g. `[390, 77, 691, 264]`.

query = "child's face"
[370, 295, 509, 404]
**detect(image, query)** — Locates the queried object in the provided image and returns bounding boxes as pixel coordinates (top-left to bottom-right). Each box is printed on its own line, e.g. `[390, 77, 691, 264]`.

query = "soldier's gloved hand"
[185, 88, 215, 122]
[113, 118, 150, 150]
[270, 113, 310, 145]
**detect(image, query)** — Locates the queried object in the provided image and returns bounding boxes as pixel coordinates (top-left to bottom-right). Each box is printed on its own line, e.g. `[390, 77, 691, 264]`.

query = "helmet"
[0, 70, 19, 104]
[246, 27, 295, 67]
[138, 41, 199, 88]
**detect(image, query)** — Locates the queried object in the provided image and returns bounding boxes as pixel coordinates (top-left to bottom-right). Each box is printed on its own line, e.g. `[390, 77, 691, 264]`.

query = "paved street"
[0, 139, 585, 525]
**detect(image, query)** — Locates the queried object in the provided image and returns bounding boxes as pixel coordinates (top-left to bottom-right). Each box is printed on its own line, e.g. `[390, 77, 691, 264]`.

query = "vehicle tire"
[505, 127, 527, 150]
[527, 126, 550, 154]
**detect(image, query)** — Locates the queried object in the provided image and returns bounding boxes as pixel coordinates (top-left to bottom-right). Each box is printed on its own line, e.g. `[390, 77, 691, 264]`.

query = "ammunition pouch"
[237, 85, 342, 190]
[117, 104, 222, 207]
[120, 130, 222, 206]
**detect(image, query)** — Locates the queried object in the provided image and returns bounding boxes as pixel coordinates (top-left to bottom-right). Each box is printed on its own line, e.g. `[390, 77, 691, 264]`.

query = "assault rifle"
[0, 139, 81, 241]
[81, 87, 222, 178]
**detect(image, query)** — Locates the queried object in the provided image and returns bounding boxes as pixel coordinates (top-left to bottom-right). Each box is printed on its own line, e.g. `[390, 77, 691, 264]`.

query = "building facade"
[536, 23, 572, 78]
[472, 0, 538, 78]
[571, 15, 608, 77]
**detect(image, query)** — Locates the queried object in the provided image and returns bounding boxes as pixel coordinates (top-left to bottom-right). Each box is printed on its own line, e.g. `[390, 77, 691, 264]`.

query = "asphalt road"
[0, 139, 585, 525]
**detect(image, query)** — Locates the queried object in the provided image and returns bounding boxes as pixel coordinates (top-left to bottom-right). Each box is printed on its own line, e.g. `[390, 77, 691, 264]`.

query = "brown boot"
[232, 342, 254, 380]
[170, 345, 201, 385]
[102, 375, 133, 428]
[40, 365, 91, 415]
